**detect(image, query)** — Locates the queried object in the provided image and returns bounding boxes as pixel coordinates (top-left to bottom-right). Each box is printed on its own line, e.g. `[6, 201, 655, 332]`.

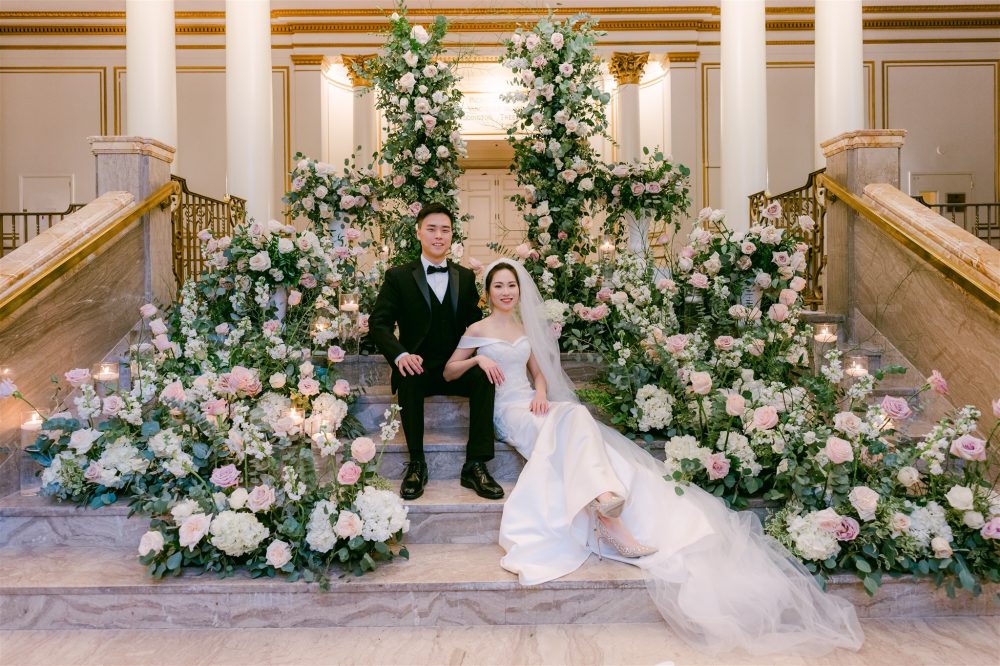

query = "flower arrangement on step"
[6, 219, 409, 581]
[365, 3, 469, 265]
[497, 14, 690, 348]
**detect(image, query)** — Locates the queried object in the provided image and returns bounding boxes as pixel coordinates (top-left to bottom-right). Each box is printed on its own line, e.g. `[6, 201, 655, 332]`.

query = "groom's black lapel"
[411, 261, 432, 311]
[448, 262, 459, 315]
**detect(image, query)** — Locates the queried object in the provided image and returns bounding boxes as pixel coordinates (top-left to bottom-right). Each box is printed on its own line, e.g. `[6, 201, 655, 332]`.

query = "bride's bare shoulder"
[465, 317, 497, 338]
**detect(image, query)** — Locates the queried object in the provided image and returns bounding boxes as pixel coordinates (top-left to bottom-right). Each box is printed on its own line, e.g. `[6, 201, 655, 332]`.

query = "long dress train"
[459, 334, 864, 657]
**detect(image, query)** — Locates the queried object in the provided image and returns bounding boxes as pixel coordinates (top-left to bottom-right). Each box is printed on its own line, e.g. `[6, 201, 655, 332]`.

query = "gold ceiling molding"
[609, 52, 650, 85]
[290, 54, 325, 66]
[667, 52, 699, 63]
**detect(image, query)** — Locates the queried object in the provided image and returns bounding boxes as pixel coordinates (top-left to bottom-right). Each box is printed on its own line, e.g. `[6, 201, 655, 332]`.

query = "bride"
[442, 258, 864, 656]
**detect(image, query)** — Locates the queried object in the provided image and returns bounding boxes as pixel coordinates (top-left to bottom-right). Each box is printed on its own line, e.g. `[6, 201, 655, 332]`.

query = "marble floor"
[1, 617, 997, 666]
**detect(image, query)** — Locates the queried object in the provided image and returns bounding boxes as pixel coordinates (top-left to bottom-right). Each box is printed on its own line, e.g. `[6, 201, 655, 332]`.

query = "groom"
[369, 203, 504, 501]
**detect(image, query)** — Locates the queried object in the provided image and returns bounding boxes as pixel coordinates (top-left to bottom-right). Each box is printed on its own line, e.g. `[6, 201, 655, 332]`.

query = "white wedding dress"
[457, 333, 864, 656]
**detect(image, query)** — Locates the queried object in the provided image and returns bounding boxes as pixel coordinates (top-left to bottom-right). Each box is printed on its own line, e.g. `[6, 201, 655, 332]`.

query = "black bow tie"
[426, 264, 449, 275]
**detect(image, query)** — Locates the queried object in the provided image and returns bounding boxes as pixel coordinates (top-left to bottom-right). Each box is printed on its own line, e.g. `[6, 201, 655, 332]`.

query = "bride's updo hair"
[484, 261, 520, 308]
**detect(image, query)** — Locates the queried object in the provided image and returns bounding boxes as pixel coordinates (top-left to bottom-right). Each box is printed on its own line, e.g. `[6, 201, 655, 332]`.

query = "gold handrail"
[819, 173, 1000, 316]
[0, 180, 180, 320]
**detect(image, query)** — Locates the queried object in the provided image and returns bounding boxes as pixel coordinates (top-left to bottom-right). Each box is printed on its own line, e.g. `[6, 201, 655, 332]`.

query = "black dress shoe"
[400, 461, 428, 500]
[460, 462, 504, 500]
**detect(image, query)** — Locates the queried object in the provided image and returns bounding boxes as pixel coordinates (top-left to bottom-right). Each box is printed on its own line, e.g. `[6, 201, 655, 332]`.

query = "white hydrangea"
[717, 431, 762, 476]
[662, 435, 712, 476]
[787, 511, 840, 561]
[634, 384, 673, 432]
[906, 501, 953, 550]
[208, 510, 269, 556]
[542, 299, 569, 325]
[311, 393, 349, 431]
[355, 487, 410, 543]
[305, 499, 339, 553]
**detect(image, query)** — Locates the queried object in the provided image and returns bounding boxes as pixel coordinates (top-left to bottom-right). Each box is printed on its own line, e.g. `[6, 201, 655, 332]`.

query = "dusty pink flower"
[298, 377, 321, 397]
[246, 484, 276, 512]
[287, 290, 302, 307]
[880, 395, 913, 420]
[754, 273, 772, 289]
[664, 334, 688, 355]
[789, 276, 807, 292]
[950, 434, 987, 461]
[266, 540, 292, 568]
[689, 371, 713, 395]
[64, 368, 91, 386]
[545, 255, 562, 269]
[469, 257, 484, 275]
[778, 289, 798, 307]
[327, 346, 346, 363]
[151, 334, 173, 353]
[160, 381, 187, 403]
[927, 370, 949, 395]
[725, 394, 746, 417]
[337, 461, 362, 485]
[752, 406, 779, 431]
[714, 335, 735, 351]
[824, 436, 854, 464]
[210, 464, 240, 488]
[596, 287, 613, 302]
[589, 303, 609, 321]
[761, 201, 782, 220]
[178, 513, 211, 550]
[335, 510, 363, 538]
[201, 398, 228, 418]
[139, 303, 158, 318]
[767, 303, 789, 322]
[688, 272, 710, 289]
[515, 243, 532, 259]
[299, 273, 318, 289]
[351, 436, 377, 463]
[705, 452, 731, 480]
[981, 518, 1000, 540]
[835, 517, 860, 541]
[333, 379, 351, 397]
[102, 396, 124, 417]
[747, 339, 766, 357]
[149, 318, 168, 336]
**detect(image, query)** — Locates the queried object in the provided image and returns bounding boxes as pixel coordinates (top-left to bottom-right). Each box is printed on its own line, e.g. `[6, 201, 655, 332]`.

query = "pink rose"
[849, 486, 879, 521]
[767, 303, 789, 322]
[469, 257, 484, 275]
[287, 290, 302, 307]
[266, 539, 292, 568]
[327, 346, 346, 363]
[178, 513, 211, 550]
[688, 272, 709, 289]
[210, 464, 240, 488]
[834, 412, 863, 437]
[725, 394, 746, 417]
[246, 484, 277, 512]
[814, 508, 842, 532]
[824, 436, 854, 464]
[215, 323, 230, 336]
[335, 510, 363, 538]
[880, 395, 913, 420]
[656, 278, 676, 294]
[927, 370, 949, 395]
[298, 377, 321, 397]
[337, 461, 362, 485]
[139, 303, 158, 318]
[664, 334, 688, 355]
[333, 379, 351, 397]
[772, 251, 790, 267]
[950, 434, 987, 461]
[589, 303, 609, 321]
[201, 398, 228, 418]
[351, 436, 377, 463]
[714, 336, 735, 351]
[689, 371, 712, 395]
[835, 517, 860, 541]
[754, 273, 772, 289]
[741, 241, 757, 255]
[778, 289, 798, 307]
[64, 368, 91, 386]
[596, 287, 613, 302]
[160, 380, 187, 403]
[149, 318, 168, 336]
[84, 462, 103, 483]
[299, 273, 318, 289]
[747, 339, 766, 357]
[152, 334, 173, 353]
[545, 255, 562, 269]
[981, 517, 1000, 540]
[761, 201, 782, 220]
[514, 243, 532, 259]
[752, 406, 779, 431]
[705, 452, 731, 480]
[789, 276, 806, 292]
[102, 396, 124, 417]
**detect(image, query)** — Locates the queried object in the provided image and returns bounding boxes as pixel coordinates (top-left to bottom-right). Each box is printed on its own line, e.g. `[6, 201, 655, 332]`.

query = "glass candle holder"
[339, 291, 361, 316]
[93, 361, 120, 396]
[844, 354, 869, 378]
[597, 235, 615, 264]
[813, 323, 838, 344]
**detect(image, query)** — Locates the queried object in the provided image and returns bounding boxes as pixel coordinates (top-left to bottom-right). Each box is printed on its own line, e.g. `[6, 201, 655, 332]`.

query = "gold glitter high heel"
[594, 520, 658, 559]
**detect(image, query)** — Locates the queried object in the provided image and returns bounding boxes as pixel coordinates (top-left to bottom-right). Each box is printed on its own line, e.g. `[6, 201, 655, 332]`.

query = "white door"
[456, 169, 527, 263]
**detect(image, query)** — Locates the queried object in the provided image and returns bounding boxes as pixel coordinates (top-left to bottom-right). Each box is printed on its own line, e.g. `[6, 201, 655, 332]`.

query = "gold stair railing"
[0, 203, 86, 258]
[0, 181, 178, 321]
[170, 176, 247, 285]
[748, 169, 826, 309]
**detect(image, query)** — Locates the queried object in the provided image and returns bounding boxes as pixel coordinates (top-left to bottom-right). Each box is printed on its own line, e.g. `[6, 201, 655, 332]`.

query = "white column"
[814, 0, 865, 168]
[226, 0, 273, 224]
[720, 0, 768, 231]
[342, 54, 379, 169]
[609, 52, 649, 164]
[125, 0, 177, 172]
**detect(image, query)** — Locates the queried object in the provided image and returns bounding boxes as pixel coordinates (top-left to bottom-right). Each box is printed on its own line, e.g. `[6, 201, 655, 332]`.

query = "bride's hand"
[477, 356, 505, 385]
[530, 392, 549, 415]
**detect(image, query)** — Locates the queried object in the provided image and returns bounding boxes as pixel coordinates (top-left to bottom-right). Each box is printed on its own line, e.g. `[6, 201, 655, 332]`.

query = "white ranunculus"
[138, 530, 164, 556]
[229, 487, 249, 510]
[945, 485, 975, 511]
[963, 511, 985, 529]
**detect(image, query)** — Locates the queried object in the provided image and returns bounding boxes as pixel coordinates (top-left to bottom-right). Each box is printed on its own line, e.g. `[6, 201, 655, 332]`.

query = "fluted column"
[609, 52, 649, 164]
[125, 0, 177, 173]
[720, 0, 767, 231]
[814, 0, 865, 168]
[226, 0, 274, 224]
[341, 54, 379, 169]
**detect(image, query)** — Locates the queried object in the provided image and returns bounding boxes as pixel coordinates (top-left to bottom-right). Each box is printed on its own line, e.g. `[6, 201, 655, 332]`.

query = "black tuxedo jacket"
[369, 259, 483, 392]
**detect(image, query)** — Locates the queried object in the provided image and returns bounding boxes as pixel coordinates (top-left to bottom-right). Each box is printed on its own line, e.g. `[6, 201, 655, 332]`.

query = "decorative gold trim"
[667, 52, 699, 63]
[609, 52, 649, 86]
[290, 54, 325, 66]
[340, 54, 378, 88]
[0, 180, 179, 320]
[881, 59, 1000, 198]
[0, 66, 107, 135]
[820, 173, 1000, 315]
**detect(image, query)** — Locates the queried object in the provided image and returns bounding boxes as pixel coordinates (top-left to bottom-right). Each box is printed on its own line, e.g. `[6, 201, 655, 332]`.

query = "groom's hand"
[397, 354, 424, 376]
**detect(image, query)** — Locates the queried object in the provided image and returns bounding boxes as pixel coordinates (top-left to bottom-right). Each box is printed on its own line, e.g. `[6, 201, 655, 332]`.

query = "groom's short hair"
[416, 202, 455, 228]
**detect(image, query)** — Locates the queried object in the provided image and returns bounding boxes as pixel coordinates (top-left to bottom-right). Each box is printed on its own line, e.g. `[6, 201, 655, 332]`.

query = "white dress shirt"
[396, 255, 450, 364]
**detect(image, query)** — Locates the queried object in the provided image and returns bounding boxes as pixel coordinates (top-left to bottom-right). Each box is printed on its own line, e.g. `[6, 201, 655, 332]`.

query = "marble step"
[0, 482, 511, 549]
[0, 543, 994, 631]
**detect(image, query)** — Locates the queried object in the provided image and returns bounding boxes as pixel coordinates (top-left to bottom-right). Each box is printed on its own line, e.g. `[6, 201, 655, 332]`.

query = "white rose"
[963, 511, 985, 529]
[266, 539, 293, 568]
[138, 530, 164, 556]
[410, 25, 430, 45]
[896, 466, 920, 488]
[931, 536, 953, 558]
[450, 242, 464, 259]
[170, 499, 199, 524]
[277, 238, 294, 254]
[269, 373, 286, 389]
[945, 485, 975, 511]
[833, 412, 863, 437]
[229, 487, 249, 510]
[248, 251, 271, 272]
[178, 513, 212, 550]
[848, 486, 879, 521]
[689, 371, 712, 396]
[69, 428, 103, 455]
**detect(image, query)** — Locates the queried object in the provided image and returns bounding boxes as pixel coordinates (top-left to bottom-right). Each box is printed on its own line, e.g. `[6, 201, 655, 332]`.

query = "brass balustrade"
[170, 175, 247, 285]
[748, 169, 827, 309]
[0, 203, 86, 258]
